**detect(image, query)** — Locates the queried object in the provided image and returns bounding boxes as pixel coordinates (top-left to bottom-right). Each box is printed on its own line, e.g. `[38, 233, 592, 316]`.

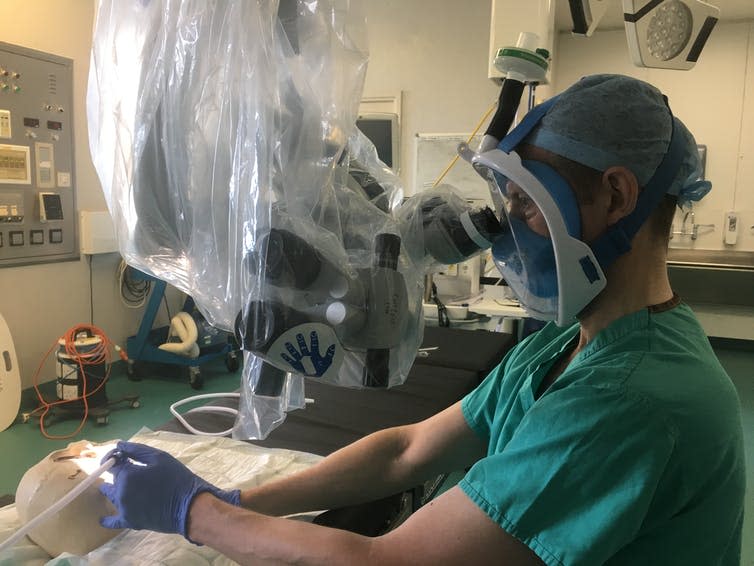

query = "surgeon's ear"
[602, 166, 639, 225]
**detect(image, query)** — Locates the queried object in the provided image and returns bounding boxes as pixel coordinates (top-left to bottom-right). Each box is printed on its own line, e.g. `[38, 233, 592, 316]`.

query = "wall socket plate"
[724, 211, 738, 245]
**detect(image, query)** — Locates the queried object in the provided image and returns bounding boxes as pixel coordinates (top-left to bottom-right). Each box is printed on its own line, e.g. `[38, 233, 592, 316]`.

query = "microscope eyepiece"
[422, 199, 504, 265]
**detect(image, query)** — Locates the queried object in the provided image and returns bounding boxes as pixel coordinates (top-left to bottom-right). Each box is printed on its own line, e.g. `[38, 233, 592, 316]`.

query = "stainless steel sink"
[667, 249, 754, 271]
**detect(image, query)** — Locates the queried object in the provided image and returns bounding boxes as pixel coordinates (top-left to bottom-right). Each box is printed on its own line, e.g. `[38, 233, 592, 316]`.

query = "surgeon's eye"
[510, 192, 535, 214]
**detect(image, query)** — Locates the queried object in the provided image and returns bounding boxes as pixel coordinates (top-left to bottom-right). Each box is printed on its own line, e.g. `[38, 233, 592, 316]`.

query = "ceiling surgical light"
[567, 1, 719, 70]
[623, 0, 719, 70]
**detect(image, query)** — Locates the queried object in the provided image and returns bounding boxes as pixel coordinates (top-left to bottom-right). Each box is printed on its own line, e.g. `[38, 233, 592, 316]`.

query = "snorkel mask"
[471, 78, 691, 325]
[472, 115, 604, 325]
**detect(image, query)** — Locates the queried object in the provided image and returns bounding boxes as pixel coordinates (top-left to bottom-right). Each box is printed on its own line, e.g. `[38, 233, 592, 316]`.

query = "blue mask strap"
[590, 116, 684, 268]
[498, 94, 561, 153]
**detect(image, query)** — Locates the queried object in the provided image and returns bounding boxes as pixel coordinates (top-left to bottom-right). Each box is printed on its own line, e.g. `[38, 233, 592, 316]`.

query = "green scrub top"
[460, 301, 745, 566]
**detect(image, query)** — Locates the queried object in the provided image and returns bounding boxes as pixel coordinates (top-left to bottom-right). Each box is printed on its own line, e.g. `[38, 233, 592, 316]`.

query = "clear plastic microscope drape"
[87, 0, 429, 438]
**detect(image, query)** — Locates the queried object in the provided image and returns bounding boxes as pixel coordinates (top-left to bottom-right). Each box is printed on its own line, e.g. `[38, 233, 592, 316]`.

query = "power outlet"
[724, 211, 738, 245]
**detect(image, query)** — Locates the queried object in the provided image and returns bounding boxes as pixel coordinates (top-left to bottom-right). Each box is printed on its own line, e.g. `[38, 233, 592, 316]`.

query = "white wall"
[362, 0, 499, 195]
[554, 22, 754, 253]
[0, 0, 178, 389]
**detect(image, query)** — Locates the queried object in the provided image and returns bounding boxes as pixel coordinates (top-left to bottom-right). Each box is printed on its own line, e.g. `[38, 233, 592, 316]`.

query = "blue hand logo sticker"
[268, 323, 343, 382]
[280, 331, 336, 377]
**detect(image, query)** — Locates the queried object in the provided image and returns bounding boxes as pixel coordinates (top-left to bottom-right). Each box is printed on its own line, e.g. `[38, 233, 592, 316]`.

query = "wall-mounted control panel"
[0, 41, 77, 267]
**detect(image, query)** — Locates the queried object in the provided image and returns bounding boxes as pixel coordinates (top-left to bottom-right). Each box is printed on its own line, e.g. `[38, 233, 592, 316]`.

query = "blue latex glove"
[99, 441, 241, 539]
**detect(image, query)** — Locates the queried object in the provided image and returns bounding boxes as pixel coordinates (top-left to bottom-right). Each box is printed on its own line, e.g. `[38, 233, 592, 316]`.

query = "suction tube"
[0, 455, 119, 554]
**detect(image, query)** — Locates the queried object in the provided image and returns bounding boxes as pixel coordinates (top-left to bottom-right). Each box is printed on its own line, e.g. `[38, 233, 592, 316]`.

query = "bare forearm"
[242, 426, 420, 516]
[190, 492, 375, 566]
[242, 403, 484, 519]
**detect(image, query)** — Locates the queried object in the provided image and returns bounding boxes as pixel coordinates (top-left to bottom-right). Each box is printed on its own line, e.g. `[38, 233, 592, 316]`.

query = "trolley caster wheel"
[225, 352, 240, 372]
[126, 361, 142, 381]
[92, 409, 110, 426]
[130, 399, 141, 409]
[188, 367, 203, 390]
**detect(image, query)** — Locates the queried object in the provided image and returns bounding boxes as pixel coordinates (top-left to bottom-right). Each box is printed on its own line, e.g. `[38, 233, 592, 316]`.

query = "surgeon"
[100, 74, 746, 565]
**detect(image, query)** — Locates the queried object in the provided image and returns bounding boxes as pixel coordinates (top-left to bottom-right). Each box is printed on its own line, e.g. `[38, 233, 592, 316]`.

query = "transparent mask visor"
[478, 165, 560, 321]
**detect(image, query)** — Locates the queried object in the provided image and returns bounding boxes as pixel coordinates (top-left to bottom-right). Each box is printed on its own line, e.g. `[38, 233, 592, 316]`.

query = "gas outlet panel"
[0, 41, 77, 267]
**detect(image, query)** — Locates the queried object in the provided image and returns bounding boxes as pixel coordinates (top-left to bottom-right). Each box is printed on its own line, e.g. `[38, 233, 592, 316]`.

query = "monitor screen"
[356, 113, 399, 172]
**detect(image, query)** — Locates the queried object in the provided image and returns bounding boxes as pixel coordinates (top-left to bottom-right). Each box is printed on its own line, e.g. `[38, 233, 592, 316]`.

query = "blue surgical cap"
[525, 74, 710, 206]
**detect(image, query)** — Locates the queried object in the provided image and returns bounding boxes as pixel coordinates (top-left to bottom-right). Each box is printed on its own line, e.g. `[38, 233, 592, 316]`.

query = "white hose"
[170, 392, 315, 437]
[169, 393, 241, 437]
[0, 456, 118, 554]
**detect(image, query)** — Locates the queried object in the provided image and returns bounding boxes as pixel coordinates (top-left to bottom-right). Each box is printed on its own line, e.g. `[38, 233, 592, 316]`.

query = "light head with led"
[623, 0, 720, 70]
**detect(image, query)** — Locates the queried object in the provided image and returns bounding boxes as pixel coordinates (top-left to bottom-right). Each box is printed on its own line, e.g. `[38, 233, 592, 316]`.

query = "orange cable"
[31, 324, 115, 440]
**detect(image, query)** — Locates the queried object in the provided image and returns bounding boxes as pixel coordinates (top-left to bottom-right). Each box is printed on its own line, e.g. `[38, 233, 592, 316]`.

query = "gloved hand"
[99, 441, 241, 540]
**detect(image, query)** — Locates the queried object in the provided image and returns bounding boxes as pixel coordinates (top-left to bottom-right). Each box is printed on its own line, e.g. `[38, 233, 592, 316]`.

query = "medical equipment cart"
[125, 271, 240, 389]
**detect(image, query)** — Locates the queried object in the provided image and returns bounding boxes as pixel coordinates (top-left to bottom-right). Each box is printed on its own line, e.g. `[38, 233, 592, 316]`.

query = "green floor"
[1, 347, 752, 564]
